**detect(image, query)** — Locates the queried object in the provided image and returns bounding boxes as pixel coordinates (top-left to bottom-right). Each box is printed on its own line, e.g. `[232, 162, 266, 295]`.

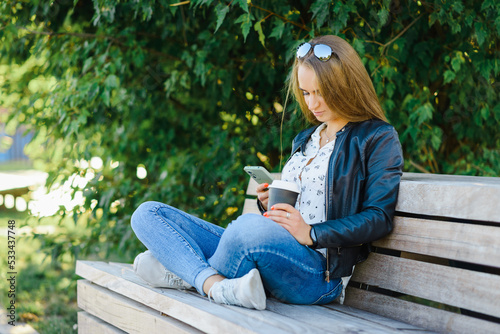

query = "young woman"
[131, 35, 404, 310]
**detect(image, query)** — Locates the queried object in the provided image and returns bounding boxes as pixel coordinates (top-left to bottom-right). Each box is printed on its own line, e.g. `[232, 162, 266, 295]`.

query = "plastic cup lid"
[268, 180, 300, 193]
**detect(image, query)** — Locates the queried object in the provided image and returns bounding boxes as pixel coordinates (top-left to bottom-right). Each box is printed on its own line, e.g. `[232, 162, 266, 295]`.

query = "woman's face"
[297, 65, 337, 124]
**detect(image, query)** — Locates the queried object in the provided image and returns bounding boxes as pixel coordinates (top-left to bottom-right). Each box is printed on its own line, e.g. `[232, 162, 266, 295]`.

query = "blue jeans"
[131, 201, 342, 305]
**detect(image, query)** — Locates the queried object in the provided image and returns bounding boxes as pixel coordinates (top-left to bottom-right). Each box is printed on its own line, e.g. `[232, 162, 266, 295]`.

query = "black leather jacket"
[290, 119, 404, 279]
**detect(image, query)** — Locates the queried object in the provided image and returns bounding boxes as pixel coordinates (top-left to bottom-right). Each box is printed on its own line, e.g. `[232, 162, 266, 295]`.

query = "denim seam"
[228, 247, 337, 304]
[149, 205, 212, 269]
[311, 279, 343, 305]
[227, 246, 326, 278]
[152, 203, 224, 238]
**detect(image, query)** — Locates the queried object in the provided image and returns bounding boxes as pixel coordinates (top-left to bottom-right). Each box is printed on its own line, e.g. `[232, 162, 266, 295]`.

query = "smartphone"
[244, 166, 274, 184]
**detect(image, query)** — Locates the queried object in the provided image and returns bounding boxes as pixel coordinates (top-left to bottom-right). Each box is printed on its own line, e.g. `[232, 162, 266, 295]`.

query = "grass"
[0, 160, 33, 171]
[0, 163, 135, 333]
[0, 210, 81, 333]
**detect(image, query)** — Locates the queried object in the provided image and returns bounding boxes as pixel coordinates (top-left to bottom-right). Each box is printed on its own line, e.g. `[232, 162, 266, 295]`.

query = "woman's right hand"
[256, 183, 270, 211]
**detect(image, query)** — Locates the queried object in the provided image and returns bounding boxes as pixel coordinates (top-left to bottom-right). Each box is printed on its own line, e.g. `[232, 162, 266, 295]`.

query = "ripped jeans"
[131, 201, 342, 304]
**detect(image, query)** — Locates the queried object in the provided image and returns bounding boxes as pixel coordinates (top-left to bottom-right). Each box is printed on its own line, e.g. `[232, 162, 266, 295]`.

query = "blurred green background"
[0, 0, 499, 332]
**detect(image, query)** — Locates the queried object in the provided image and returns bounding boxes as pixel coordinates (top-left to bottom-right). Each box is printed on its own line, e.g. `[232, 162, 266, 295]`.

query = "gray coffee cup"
[268, 180, 300, 208]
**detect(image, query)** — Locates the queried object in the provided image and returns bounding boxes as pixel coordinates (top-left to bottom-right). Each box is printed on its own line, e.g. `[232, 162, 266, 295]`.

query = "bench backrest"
[244, 172, 500, 334]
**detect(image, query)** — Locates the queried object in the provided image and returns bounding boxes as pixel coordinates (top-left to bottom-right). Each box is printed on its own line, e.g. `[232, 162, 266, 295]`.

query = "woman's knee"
[131, 201, 163, 231]
[223, 213, 281, 248]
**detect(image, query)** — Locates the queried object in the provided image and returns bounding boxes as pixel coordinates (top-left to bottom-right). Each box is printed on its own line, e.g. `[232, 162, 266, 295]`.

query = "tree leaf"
[452, 1, 464, 13]
[101, 90, 110, 107]
[431, 129, 442, 150]
[416, 102, 433, 125]
[443, 70, 456, 84]
[377, 8, 389, 26]
[254, 20, 266, 47]
[269, 19, 285, 40]
[474, 22, 486, 46]
[451, 55, 462, 72]
[104, 74, 119, 89]
[480, 106, 489, 120]
[352, 38, 365, 56]
[82, 57, 93, 74]
[310, 0, 330, 27]
[214, 3, 229, 33]
[480, 0, 494, 11]
[233, 0, 249, 13]
[386, 82, 395, 98]
[429, 12, 439, 27]
[235, 13, 252, 41]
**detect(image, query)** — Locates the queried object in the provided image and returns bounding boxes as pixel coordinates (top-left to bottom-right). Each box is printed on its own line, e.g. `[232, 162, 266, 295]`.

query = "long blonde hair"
[288, 35, 387, 124]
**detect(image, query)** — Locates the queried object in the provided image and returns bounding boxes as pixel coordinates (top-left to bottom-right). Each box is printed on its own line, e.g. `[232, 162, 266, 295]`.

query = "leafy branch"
[249, 3, 311, 32]
[380, 14, 423, 53]
[18, 26, 121, 43]
[17, 26, 181, 61]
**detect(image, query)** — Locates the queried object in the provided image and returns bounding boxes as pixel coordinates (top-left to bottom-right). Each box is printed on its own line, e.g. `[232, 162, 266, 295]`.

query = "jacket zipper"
[325, 176, 330, 283]
[324, 125, 348, 283]
[324, 140, 333, 283]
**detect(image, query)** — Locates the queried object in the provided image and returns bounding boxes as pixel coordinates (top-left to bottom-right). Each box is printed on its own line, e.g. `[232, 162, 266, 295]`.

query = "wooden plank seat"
[76, 173, 500, 333]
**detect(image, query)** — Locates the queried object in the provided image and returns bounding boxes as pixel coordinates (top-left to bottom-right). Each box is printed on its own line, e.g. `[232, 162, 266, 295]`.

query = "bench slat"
[244, 173, 500, 223]
[323, 303, 429, 332]
[78, 280, 202, 334]
[242, 198, 261, 215]
[265, 299, 422, 334]
[351, 253, 500, 318]
[78, 311, 126, 334]
[372, 216, 500, 268]
[396, 173, 500, 222]
[344, 288, 500, 334]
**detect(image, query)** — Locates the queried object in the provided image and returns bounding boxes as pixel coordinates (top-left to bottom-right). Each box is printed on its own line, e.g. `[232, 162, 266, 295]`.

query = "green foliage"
[0, 211, 80, 333]
[1, 0, 499, 264]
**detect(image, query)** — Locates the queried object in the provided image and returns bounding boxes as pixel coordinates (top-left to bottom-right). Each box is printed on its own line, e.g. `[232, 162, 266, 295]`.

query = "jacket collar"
[293, 122, 354, 156]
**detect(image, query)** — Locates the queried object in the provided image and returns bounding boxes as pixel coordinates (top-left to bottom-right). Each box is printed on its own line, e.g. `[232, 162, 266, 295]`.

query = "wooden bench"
[76, 172, 500, 333]
[0, 170, 46, 210]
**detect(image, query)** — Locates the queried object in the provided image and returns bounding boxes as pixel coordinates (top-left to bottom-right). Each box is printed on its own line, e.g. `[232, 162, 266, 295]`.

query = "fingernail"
[263, 183, 269, 188]
[263, 212, 268, 217]
[271, 206, 275, 210]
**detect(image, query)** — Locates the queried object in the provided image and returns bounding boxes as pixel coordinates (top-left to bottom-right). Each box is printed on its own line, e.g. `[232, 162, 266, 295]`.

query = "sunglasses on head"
[296, 43, 334, 62]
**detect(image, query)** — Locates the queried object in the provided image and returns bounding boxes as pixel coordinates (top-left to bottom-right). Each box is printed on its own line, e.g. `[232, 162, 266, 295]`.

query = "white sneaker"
[133, 250, 192, 289]
[208, 269, 266, 310]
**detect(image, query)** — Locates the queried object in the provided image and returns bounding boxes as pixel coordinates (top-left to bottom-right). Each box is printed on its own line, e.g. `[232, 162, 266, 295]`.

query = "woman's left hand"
[264, 204, 313, 246]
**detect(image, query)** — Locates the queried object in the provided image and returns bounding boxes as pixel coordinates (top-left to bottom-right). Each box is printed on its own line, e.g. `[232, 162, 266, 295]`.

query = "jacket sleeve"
[312, 126, 404, 248]
[257, 199, 266, 215]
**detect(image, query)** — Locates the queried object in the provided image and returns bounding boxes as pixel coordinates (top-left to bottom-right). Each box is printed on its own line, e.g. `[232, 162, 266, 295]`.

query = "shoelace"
[208, 279, 236, 305]
[163, 271, 188, 287]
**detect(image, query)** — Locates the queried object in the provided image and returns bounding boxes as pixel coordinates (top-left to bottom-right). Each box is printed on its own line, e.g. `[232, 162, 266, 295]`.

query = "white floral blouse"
[282, 123, 335, 256]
